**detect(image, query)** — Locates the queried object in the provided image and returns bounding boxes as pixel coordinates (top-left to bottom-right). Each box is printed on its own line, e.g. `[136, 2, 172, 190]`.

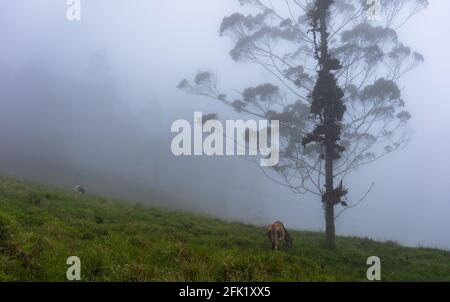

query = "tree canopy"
[179, 0, 427, 204]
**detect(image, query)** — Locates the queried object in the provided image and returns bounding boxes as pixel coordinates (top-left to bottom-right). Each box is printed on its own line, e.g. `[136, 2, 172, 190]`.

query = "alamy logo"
[171, 112, 280, 167]
[366, 256, 381, 281]
[66, 0, 81, 21]
[66, 256, 81, 281]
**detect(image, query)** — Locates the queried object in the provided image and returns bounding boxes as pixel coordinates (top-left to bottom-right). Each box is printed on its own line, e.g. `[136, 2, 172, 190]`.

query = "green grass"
[0, 175, 448, 282]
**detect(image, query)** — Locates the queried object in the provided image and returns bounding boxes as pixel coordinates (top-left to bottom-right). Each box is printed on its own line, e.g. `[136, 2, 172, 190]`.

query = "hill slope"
[0, 176, 448, 281]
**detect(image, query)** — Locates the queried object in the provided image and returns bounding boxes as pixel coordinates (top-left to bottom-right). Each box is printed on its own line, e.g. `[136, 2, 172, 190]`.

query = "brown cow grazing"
[266, 221, 293, 250]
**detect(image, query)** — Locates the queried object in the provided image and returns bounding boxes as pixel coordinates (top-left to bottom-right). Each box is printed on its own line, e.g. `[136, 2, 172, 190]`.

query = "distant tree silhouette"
[179, 0, 427, 247]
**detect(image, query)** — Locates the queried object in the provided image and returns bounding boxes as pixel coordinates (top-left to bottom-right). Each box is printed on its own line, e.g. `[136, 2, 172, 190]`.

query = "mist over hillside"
[0, 0, 449, 250]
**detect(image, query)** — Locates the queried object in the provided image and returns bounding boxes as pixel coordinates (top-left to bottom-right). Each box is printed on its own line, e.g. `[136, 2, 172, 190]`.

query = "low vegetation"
[0, 176, 448, 281]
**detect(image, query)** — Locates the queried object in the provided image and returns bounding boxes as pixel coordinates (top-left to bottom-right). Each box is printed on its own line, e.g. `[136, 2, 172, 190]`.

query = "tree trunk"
[319, 0, 336, 247]
[325, 150, 336, 247]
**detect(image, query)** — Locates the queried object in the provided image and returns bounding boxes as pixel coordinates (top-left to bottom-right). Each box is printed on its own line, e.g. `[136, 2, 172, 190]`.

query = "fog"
[0, 1, 449, 249]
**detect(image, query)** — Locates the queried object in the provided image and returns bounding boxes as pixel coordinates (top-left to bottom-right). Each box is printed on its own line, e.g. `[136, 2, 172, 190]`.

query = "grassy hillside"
[0, 176, 449, 282]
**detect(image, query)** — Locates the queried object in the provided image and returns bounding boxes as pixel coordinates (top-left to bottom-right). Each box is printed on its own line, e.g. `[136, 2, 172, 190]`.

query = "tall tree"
[307, 0, 347, 246]
[179, 0, 427, 246]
